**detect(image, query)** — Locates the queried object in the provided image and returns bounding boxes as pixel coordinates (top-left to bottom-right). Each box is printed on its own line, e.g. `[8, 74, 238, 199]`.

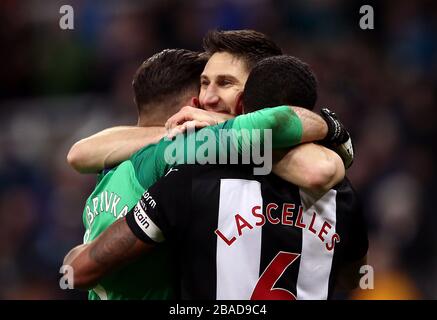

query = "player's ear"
[235, 92, 244, 115]
[191, 97, 200, 108]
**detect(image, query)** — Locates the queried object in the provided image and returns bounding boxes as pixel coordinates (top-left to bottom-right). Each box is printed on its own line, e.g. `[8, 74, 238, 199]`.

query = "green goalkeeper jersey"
[81, 105, 303, 300]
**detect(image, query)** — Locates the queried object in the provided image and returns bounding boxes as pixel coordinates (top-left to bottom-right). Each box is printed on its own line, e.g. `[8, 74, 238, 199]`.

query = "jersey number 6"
[250, 251, 300, 300]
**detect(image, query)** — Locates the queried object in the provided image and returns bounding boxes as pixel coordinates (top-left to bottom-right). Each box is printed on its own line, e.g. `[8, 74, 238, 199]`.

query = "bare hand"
[165, 106, 233, 137]
[166, 120, 211, 139]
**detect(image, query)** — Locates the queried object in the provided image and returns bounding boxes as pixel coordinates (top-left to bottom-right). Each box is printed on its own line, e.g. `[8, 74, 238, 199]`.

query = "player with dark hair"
[64, 51, 345, 299]
[71, 48, 207, 300]
[67, 49, 208, 174]
[197, 29, 281, 116]
[66, 30, 283, 172]
[63, 54, 366, 299]
[241, 55, 353, 168]
[64, 30, 354, 299]
[68, 30, 347, 179]
[242, 55, 318, 112]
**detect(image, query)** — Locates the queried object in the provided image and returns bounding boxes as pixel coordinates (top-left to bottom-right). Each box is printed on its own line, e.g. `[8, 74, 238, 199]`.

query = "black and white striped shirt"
[126, 164, 368, 300]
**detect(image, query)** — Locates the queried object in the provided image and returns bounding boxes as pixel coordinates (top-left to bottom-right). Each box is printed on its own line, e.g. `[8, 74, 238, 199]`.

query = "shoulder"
[130, 144, 156, 162]
[129, 144, 161, 173]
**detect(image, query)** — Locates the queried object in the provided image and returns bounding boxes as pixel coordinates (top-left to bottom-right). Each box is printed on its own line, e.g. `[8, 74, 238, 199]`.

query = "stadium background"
[0, 0, 435, 299]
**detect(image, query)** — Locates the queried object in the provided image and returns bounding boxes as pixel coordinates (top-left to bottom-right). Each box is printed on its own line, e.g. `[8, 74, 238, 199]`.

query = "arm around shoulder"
[67, 126, 165, 174]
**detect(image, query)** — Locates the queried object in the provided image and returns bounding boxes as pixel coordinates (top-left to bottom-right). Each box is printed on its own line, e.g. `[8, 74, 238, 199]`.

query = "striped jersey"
[126, 164, 368, 300]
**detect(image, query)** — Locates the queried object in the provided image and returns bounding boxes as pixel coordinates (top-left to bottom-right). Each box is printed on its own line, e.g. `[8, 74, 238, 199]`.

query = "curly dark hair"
[243, 55, 318, 112]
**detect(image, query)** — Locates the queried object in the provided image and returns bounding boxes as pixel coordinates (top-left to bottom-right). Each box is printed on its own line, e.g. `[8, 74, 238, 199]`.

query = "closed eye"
[200, 79, 209, 86]
[218, 79, 233, 87]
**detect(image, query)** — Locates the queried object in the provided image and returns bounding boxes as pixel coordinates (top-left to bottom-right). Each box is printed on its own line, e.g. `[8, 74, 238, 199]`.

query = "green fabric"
[132, 105, 303, 187]
[230, 105, 303, 149]
[83, 161, 174, 300]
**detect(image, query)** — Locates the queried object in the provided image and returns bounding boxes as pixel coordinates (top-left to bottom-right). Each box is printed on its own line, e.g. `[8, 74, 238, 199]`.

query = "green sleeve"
[131, 105, 303, 188]
[226, 105, 303, 149]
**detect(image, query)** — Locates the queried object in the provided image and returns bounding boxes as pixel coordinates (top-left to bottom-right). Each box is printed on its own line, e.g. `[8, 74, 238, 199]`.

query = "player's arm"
[138, 106, 350, 191]
[167, 105, 329, 147]
[269, 108, 352, 197]
[63, 168, 183, 289]
[166, 106, 353, 165]
[63, 218, 154, 290]
[272, 143, 345, 198]
[291, 106, 328, 144]
[67, 126, 165, 173]
[164, 106, 350, 195]
[232, 106, 354, 162]
[165, 106, 234, 138]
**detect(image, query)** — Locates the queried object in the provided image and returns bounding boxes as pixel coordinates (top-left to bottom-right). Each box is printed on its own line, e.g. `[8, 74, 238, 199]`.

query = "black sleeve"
[338, 179, 369, 262]
[126, 165, 191, 244]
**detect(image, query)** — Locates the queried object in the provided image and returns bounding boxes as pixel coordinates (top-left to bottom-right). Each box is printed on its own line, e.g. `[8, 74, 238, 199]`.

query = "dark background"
[0, 0, 435, 299]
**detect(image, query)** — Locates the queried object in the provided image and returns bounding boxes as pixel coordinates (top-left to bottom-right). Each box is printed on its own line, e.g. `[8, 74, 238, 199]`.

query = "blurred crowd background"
[0, 0, 436, 299]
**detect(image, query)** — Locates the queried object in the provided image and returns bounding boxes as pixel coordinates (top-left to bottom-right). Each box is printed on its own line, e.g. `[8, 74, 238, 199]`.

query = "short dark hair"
[202, 29, 282, 71]
[133, 49, 207, 112]
[242, 55, 318, 113]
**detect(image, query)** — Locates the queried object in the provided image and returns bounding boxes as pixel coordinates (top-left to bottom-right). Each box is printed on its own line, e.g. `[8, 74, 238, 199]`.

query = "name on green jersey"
[85, 191, 129, 226]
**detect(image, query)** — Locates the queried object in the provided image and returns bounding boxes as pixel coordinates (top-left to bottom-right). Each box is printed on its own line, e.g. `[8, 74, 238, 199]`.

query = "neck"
[137, 116, 166, 127]
[137, 107, 170, 127]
